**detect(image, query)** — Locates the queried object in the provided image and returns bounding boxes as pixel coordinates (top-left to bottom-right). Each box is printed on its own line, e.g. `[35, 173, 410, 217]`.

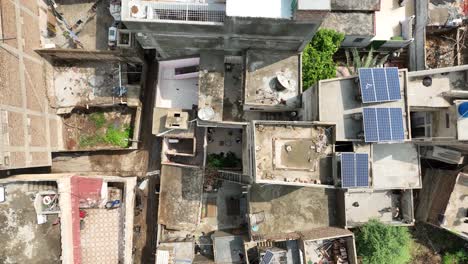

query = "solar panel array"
[363, 107, 405, 142]
[341, 153, 369, 188]
[358, 67, 401, 103]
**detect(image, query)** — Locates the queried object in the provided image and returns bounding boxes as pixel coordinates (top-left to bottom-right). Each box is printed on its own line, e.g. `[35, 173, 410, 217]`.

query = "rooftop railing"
[129, 1, 226, 23]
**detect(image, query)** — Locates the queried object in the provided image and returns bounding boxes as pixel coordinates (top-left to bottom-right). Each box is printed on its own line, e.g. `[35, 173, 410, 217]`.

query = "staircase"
[26, 181, 58, 193]
[217, 170, 252, 185]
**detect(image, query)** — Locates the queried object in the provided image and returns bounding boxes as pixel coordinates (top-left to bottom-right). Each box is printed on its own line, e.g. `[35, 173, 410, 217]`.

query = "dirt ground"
[62, 106, 135, 150]
[426, 29, 467, 69]
[409, 222, 467, 264]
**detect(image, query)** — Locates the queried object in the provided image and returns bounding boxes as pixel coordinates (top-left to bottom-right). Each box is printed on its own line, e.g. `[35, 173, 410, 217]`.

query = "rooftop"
[244, 51, 302, 110]
[0, 174, 136, 264]
[443, 173, 468, 238]
[52, 61, 141, 109]
[41, 0, 114, 50]
[301, 229, 357, 264]
[358, 143, 421, 189]
[198, 52, 225, 122]
[156, 58, 200, 110]
[406, 65, 468, 108]
[343, 189, 414, 228]
[226, 0, 293, 19]
[248, 184, 339, 240]
[321, 12, 375, 37]
[252, 121, 335, 186]
[330, 0, 380, 11]
[158, 165, 204, 230]
[316, 70, 409, 141]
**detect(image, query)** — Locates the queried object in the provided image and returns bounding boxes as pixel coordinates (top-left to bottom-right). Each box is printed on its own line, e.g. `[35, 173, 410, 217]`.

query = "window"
[174, 65, 199, 75]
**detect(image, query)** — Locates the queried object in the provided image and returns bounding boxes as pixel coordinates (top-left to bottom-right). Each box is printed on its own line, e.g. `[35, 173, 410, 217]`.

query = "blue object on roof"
[341, 153, 369, 188]
[458, 102, 468, 118]
[363, 107, 405, 142]
[261, 251, 274, 264]
[358, 67, 401, 103]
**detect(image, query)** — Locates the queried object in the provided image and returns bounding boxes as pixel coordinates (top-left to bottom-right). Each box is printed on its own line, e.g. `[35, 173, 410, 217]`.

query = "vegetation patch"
[78, 111, 132, 148]
[443, 249, 468, 264]
[89, 112, 106, 128]
[355, 219, 411, 264]
[302, 29, 344, 89]
[207, 151, 242, 169]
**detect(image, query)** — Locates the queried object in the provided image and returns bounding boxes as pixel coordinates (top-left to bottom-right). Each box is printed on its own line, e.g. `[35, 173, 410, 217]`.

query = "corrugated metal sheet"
[156, 250, 170, 264]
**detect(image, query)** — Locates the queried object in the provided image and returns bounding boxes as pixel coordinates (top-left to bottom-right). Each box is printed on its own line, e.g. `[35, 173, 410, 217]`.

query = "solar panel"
[355, 154, 369, 187]
[363, 107, 405, 143]
[358, 67, 402, 103]
[341, 153, 369, 188]
[260, 251, 274, 264]
[341, 153, 355, 188]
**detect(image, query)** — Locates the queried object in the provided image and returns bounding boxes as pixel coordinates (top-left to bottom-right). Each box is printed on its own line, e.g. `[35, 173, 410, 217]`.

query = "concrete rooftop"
[0, 182, 61, 263]
[198, 52, 225, 122]
[442, 172, 468, 239]
[252, 121, 335, 186]
[343, 189, 414, 227]
[371, 143, 421, 189]
[317, 71, 409, 141]
[248, 184, 339, 240]
[158, 165, 203, 231]
[321, 12, 375, 37]
[406, 65, 468, 108]
[244, 51, 301, 110]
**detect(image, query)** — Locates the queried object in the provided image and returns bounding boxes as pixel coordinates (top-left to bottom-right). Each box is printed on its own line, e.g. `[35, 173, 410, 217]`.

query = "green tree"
[355, 219, 411, 264]
[302, 29, 344, 89]
[443, 249, 468, 264]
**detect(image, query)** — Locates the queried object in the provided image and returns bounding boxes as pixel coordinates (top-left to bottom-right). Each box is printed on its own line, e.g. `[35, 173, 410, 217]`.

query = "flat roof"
[330, 0, 380, 11]
[0, 182, 62, 263]
[248, 184, 339, 240]
[152, 108, 196, 137]
[371, 143, 421, 189]
[198, 52, 225, 122]
[343, 189, 414, 227]
[406, 65, 468, 108]
[53, 61, 141, 108]
[226, 0, 292, 19]
[442, 172, 468, 238]
[252, 121, 335, 186]
[317, 71, 409, 141]
[158, 165, 203, 231]
[245, 51, 301, 110]
[156, 58, 200, 110]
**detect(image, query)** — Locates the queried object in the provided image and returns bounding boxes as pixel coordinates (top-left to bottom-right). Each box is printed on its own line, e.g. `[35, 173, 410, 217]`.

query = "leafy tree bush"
[302, 29, 344, 89]
[443, 249, 468, 264]
[355, 219, 411, 264]
[207, 151, 241, 169]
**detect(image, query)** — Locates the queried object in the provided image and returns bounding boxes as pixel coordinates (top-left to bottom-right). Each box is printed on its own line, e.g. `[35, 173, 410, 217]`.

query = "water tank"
[198, 107, 215, 121]
[458, 102, 468, 118]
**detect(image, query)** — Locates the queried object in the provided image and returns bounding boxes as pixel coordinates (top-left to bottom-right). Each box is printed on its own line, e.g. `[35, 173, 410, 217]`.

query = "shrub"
[355, 219, 411, 264]
[443, 249, 468, 264]
[105, 125, 131, 148]
[89, 112, 106, 128]
[207, 151, 241, 169]
[302, 29, 344, 89]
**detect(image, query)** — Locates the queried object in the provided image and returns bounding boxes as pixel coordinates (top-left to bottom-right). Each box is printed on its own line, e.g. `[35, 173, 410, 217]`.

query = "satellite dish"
[198, 107, 215, 121]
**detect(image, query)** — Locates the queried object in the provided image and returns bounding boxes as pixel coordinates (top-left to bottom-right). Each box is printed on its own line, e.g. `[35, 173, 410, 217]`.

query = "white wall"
[156, 58, 200, 109]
